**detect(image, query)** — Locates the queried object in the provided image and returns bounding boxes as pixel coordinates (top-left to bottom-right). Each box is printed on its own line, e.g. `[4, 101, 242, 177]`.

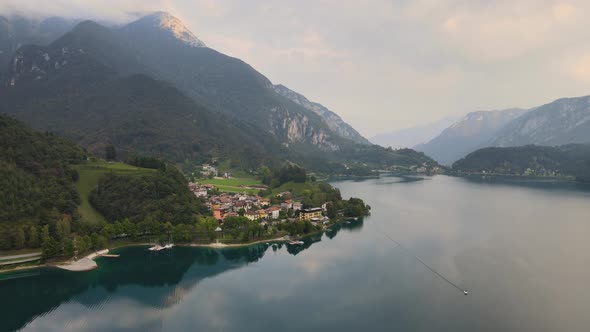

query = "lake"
[2, 175, 590, 331]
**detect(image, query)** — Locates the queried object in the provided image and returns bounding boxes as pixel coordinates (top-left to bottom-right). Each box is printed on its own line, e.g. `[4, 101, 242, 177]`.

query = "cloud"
[3, 0, 590, 135]
[565, 54, 590, 82]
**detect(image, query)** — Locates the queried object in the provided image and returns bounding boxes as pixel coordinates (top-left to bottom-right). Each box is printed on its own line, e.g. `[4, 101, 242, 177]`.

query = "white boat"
[288, 240, 304, 245]
[148, 245, 164, 251]
[163, 244, 174, 249]
[463, 290, 469, 295]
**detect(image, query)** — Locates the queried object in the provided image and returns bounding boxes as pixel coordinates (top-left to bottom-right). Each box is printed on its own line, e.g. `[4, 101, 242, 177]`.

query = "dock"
[56, 249, 110, 272]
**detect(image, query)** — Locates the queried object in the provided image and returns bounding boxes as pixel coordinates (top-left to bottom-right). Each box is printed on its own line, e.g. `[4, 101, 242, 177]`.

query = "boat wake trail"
[379, 229, 468, 295]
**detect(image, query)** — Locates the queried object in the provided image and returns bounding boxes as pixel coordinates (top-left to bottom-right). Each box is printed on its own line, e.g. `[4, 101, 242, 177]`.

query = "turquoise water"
[2, 175, 590, 331]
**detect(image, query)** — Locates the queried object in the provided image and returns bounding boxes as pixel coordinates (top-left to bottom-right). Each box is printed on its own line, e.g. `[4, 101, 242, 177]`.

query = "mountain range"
[370, 116, 459, 149]
[489, 95, 590, 147]
[0, 15, 77, 69]
[415, 108, 527, 165]
[416, 93, 590, 165]
[0, 12, 435, 172]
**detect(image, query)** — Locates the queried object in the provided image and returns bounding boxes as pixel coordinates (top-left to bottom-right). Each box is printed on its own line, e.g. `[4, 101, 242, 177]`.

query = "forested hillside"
[89, 166, 206, 224]
[0, 29, 286, 170]
[0, 14, 437, 178]
[0, 115, 86, 250]
[452, 144, 590, 182]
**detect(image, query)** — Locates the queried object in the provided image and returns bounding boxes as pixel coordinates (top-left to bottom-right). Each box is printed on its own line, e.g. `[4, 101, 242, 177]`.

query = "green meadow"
[74, 161, 155, 224]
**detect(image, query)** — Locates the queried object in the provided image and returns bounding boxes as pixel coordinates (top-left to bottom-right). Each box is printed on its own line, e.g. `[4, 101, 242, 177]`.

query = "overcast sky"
[3, 0, 590, 137]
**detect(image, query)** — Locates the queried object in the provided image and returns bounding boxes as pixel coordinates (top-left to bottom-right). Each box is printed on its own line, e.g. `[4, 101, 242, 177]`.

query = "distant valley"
[415, 108, 528, 165]
[370, 116, 459, 149]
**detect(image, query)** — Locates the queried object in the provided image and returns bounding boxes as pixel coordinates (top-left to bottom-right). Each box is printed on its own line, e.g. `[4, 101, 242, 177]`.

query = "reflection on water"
[461, 174, 590, 193]
[2, 175, 590, 332]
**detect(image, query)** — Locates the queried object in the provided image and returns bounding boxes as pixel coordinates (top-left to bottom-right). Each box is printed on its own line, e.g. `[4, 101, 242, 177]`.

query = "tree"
[41, 225, 51, 245]
[28, 225, 39, 248]
[105, 145, 116, 161]
[14, 227, 25, 249]
[326, 202, 337, 219]
[55, 216, 71, 240]
[41, 227, 59, 260]
[91, 233, 107, 250]
[100, 224, 115, 239]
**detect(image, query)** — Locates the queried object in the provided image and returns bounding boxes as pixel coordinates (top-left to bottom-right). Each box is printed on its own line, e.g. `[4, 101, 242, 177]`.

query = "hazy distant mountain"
[0, 15, 76, 69]
[490, 95, 590, 147]
[370, 116, 459, 149]
[272, 84, 370, 145]
[415, 108, 528, 165]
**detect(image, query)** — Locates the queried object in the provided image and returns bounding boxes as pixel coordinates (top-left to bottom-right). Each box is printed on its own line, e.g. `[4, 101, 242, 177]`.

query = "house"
[277, 191, 291, 198]
[245, 210, 259, 221]
[267, 206, 281, 219]
[299, 207, 323, 221]
[260, 198, 270, 207]
[201, 164, 218, 177]
[281, 200, 293, 210]
[213, 208, 223, 220]
[233, 201, 247, 212]
[292, 202, 303, 211]
[258, 209, 269, 220]
[194, 189, 207, 198]
[321, 202, 328, 211]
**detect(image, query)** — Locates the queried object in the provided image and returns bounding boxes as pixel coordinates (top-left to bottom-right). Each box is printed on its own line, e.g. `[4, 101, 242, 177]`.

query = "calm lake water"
[2, 175, 590, 332]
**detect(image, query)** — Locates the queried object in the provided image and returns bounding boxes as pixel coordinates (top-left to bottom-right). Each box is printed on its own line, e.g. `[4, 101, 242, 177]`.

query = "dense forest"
[0, 115, 87, 250]
[259, 164, 307, 188]
[452, 144, 590, 182]
[89, 166, 206, 224]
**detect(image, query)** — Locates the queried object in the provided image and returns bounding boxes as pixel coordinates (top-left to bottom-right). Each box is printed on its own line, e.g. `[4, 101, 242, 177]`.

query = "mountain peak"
[134, 11, 206, 48]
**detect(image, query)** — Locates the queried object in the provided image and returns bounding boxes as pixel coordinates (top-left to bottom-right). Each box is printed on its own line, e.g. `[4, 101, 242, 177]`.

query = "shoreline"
[187, 236, 288, 248]
[456, 173, 576, 181]
[0, 217, 365, 275]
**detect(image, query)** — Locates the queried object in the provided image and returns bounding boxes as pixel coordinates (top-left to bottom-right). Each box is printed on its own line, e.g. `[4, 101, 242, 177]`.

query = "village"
[188, 180, 331, 228]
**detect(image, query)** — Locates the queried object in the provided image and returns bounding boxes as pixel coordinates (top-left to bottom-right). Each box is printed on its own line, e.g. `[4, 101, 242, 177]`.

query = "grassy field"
[200, 177, 265, 194]
[271, 181, 316, 196]
[74, 161, 155, 224]
[200, 177, 262, 187]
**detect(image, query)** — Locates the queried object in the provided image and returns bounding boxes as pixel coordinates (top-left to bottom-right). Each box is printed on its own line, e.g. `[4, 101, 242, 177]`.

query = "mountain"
[370, 116, 459, 149]
[452, 144, 590, 182]
[0, 114, 87, 249]
[118, 12, 361, 152]
[0, 22, 286, 169]
[1, 14, 435, 172]
[0, 15, 76, 69]
[415, 108, 528, 165]
[490, 95, 590, 147]
[272, 84, 370, 145]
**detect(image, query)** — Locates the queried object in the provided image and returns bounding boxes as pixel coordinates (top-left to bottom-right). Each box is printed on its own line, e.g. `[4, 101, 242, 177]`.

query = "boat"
[287, 240, 304, 245]
[163, 244, 174, 249]
[463, 290, 469, 295]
